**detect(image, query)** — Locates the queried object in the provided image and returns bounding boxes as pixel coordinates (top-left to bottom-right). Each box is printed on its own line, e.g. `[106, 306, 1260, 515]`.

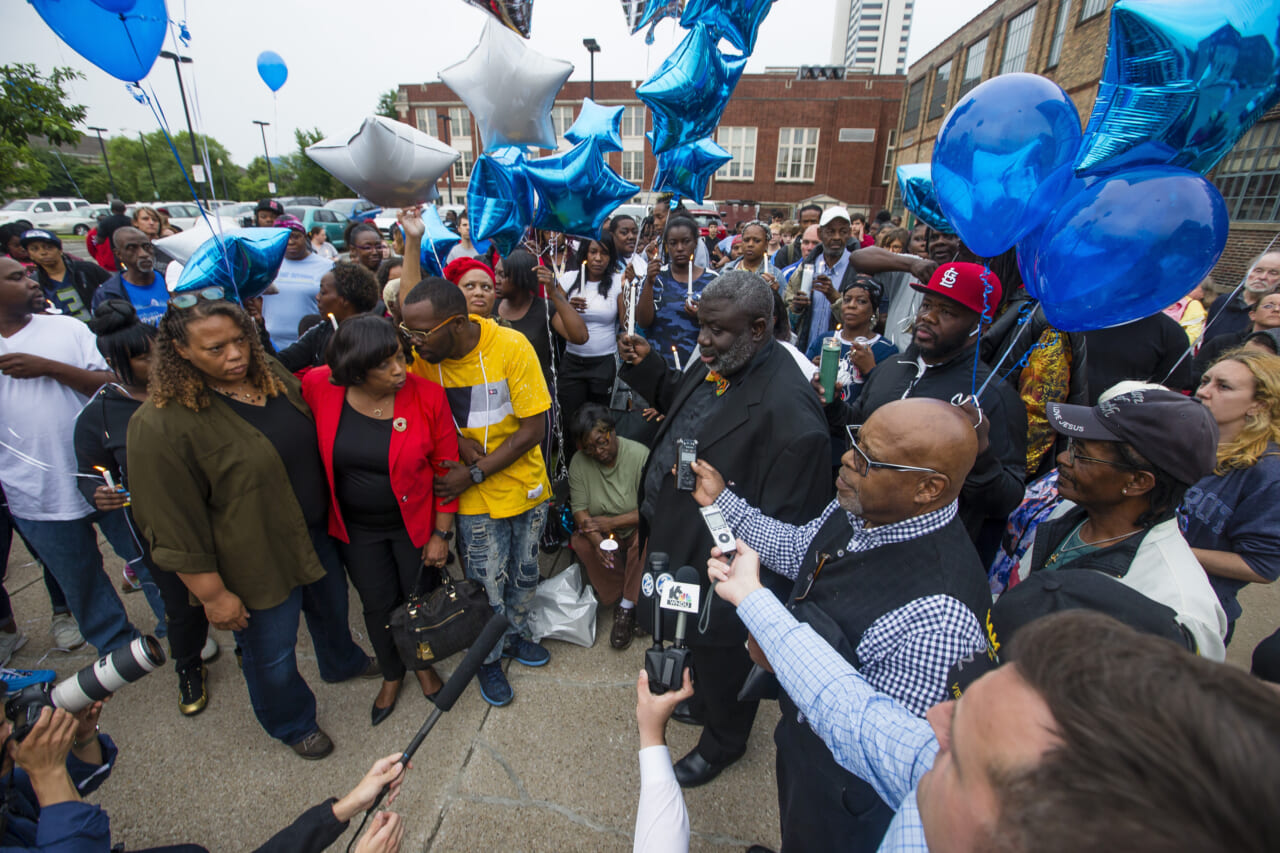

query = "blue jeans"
[11, 514, 138, 655]
[457, 502, 549, 665]
[234, 528, 369, 745]
[95, 509, 167, 638]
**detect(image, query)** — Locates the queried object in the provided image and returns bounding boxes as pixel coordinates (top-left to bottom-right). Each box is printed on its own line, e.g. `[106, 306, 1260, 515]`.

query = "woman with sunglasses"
[302, 315, 459, 725]
[74, 299, 217, 716]
[127, 287, 376, 759]
[1004, 383, 1228, 660]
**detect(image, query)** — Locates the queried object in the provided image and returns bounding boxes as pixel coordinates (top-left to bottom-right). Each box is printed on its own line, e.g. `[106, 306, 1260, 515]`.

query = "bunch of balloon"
[895, 164, 954, 236]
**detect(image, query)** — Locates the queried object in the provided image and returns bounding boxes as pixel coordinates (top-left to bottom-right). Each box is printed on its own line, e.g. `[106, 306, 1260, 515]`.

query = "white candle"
[671, 345, 682, 372]
[626, 282, 637, 337]
[327, 312, 338, 330]
[94, 466, 116, 491]
[687, 258, 694, 300]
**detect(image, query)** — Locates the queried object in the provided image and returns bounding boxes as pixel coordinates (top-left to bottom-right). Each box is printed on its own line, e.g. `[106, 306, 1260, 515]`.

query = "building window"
[1000, 7, 1036, 74]
[1079, 0, 1108, 22]
[415, 108, 435, 134]
[1213, 121, 1280, 222]
[453, 150, 474, 181]
[716, 126, 756, 180]
[1048, 0, 1072, 67]
[927, 61, 952, 121]
[776, 128, 819, 182]
[620, 105, 645, 138]
[903, 78, 925, 131]
[448, 107, 472, 139]
[551, 105, 576, 140]
[959, 37, 987, 98]
[882, 129, 897, 185]
[620, 151, 644, 184]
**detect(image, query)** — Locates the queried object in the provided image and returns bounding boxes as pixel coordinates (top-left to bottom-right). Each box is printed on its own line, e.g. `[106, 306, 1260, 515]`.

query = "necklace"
[210, 383, 264, 404]
[1044, 521, 1141, 567]
[352, 388, 395, 418]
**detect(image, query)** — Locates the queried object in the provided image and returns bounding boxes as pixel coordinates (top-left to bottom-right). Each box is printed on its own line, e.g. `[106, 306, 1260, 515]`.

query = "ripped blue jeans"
[456, 502, 549, 664]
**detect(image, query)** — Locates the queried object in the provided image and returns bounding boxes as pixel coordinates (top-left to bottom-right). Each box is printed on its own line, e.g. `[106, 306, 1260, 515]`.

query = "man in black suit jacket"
[619, 270, 833, 788]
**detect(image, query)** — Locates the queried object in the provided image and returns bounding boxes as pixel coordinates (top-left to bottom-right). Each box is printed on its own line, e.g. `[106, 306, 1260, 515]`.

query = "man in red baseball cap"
[819, 261, 1028, 548]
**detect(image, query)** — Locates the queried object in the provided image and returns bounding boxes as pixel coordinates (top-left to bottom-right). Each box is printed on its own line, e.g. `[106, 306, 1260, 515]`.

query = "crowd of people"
[0, 188, 1278, 852]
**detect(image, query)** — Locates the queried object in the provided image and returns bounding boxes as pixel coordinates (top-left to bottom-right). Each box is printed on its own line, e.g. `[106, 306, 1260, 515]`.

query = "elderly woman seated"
[567, 403, 649, 651]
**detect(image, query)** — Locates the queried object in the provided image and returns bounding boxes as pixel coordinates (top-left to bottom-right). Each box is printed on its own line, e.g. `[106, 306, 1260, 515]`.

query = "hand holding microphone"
[707, 539, 763, 608]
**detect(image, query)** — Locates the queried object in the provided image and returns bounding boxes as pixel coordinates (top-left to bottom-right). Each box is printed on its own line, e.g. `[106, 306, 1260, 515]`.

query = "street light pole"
[158, 50, 204, 205]
[128, 129, 160, 199]
[583, 38, 601, 101]
[216, 158, 230, 200]
[87, 126, 118, 201]
[437, 112, 455, 206]
[253, 120, 276, 194]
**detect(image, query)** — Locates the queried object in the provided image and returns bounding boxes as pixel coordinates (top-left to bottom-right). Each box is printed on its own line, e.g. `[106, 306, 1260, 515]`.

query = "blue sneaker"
[0, 667, 56, 692]
[503, 637, 550, 667]
[476, 662, 513, 707]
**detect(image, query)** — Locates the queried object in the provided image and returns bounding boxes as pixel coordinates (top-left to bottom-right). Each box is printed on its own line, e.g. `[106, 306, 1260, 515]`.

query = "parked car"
[277, 196, 323, 208]
[219, 201, 259, 228]
[0, 197, 92, 228]
[155, 202, 206, 231]
[60, 205, 113, 236]
[325, 198, 380, 224]
[285, 205, 349, 250]
[373, 207, 400, 237]
[611, 203, 649, 224]
[683, 204, 723, 237]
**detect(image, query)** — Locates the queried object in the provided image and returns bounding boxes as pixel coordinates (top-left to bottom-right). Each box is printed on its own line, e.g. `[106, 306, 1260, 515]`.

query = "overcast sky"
[8, 0, 991, 168]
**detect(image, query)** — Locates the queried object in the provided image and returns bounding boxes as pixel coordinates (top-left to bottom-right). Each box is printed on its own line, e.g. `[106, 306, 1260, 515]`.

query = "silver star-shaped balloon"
[305, 116, 458, 207]
[440, 16, 574, 151]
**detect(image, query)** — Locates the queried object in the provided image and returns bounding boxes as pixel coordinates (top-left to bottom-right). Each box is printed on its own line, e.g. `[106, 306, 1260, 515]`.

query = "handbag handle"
[413, 553, 457, 598]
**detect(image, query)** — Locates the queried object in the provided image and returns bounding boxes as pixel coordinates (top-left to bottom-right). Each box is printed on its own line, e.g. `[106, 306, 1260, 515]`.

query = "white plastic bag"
[527, 564, 598, 647]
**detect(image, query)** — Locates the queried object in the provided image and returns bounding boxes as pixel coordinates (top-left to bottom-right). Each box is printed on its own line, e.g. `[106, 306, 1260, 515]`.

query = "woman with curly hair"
[127, 288, 376, 759]
[1185, 350, 1280, 640]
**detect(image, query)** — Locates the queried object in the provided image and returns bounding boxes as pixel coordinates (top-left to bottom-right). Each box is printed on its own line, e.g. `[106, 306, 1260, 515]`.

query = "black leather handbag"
[388, 562, 492, 669]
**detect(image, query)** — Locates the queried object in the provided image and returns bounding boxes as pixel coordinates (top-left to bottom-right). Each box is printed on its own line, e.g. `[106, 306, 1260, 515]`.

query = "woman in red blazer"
[301, 315, 460, 726]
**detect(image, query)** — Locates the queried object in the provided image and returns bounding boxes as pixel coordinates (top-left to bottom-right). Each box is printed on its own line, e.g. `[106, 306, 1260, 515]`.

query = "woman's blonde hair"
[1209, 349, 1280, 472]
[150, 299, 285, 410]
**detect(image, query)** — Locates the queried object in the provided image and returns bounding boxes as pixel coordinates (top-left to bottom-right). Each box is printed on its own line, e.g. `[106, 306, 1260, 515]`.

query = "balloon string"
[970, 263, 996, 400]
[1161, 229, 1280, 385]
[972, 299, 1039, 403]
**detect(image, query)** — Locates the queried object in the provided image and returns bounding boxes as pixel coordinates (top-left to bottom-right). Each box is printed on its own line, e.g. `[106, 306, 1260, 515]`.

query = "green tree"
[0, 64, 86, 195]
[376, 89, 399, 119]
[289, 128, 349, 199]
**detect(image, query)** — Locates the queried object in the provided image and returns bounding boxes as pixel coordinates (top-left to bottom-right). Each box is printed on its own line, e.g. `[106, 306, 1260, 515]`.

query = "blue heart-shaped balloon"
[895, 164, 954, 235]
[30, 0, 167, 83]
[173, 229, 290, 303]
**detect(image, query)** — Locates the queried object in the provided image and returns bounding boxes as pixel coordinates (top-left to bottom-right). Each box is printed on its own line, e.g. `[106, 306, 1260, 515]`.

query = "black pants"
[1252, 626, 1280, 684]
[148, 554, 210, 672]
[687, 640, 759, 763]
[557, 352, 617, 433]
[337, 528, 437, 682]
[775, 694, 895, 853]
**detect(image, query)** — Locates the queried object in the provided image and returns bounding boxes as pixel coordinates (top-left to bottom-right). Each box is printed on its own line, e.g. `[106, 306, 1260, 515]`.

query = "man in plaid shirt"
[690, 398, 993, 853]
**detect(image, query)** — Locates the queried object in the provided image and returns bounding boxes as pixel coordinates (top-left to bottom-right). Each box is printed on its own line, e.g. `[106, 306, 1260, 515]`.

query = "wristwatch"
[469, 463, 486, 484]
[431, 528, 454, 543]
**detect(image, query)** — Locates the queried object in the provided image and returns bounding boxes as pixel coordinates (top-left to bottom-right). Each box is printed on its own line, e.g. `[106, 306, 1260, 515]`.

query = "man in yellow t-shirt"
[403, 277, 552, 708]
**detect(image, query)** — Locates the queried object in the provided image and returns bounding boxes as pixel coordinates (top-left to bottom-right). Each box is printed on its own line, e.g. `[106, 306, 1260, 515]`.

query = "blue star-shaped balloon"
[895, 164, 955, 235]
[637, 24, 748, 155]
[1075, 0, 1280, 177]
[680, 0, 777, 56]
[418, 206, 463, 277]
[468, 148, 536, 257]
[524, 138, 640, 240]
[439, 16, 573, 150]
[651, 137, 732, 204]
[625, 0, 682, 45]
[563, 98, 625, 153]
[173, 228, 289, 302]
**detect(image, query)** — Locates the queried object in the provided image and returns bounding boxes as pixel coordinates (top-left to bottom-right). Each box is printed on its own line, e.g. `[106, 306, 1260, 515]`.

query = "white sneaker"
[200, 635, 220, 662]
[0, 631, 27, 667]
[50, 612, 85, 651]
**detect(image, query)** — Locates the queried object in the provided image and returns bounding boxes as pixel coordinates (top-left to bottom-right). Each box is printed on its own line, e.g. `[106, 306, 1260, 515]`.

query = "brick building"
[395, 71, 904, 219]
[887, 0, 1279, 292]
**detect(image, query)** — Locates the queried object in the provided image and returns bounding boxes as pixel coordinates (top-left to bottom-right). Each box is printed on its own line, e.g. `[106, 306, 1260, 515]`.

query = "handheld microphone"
[647, 552, 669, 647]
[671, 565, 700, 650]
[366, 612, 510, 813]
[647, 565, 698, 694]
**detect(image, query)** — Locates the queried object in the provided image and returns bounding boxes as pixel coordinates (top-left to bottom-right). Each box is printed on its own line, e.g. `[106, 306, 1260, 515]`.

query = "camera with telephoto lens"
[3, 636, 165, 741]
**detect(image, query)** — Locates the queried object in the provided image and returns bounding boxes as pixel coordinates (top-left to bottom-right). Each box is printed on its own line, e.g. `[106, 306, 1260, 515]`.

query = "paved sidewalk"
[3, 538, 783, 852]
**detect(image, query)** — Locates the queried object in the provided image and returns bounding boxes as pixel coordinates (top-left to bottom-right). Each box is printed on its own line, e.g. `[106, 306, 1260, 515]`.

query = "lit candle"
[580, 261, 587, 286]
[94, 465, 116, 491]
[687, 257, 694, 301]
[626, 282, 637, 337]
[327, 312, 338, 330]
[671, 345, 682, 371]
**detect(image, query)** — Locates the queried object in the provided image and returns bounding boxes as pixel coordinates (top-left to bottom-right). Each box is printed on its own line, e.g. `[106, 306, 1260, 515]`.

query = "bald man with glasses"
[689, 397, 994, 853]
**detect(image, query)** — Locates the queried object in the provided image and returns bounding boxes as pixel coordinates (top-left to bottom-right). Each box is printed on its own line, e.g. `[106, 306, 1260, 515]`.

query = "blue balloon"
[90, 0, 137, 11]
[637, 24, 747, 155]
[256, 51, 288, 93]
[524, 138, 639, 240]
[627, 0, 682, 44]
[418, 206, 463, 277]
[932, 73, 1082, 258]
[468, 149, 535, 257]
[895, 164, 954, 235]
[680, 0, 777, 55]
[1075, 0, 1280, 178]
[173, 229, 290, 303]
[1014, 173, 1098, 300]
[30, 0, 166, 83]
[1032, 167, 1229, 332]
[651, 137, 732, 204]
[563, 98, 624, 153]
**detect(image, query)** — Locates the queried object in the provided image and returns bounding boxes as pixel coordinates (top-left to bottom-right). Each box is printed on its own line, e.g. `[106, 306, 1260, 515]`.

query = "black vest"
[773, 509, 993, 853]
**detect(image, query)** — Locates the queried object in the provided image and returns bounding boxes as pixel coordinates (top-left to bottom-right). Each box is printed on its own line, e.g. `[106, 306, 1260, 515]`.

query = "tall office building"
[831, 0, 913, 75]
